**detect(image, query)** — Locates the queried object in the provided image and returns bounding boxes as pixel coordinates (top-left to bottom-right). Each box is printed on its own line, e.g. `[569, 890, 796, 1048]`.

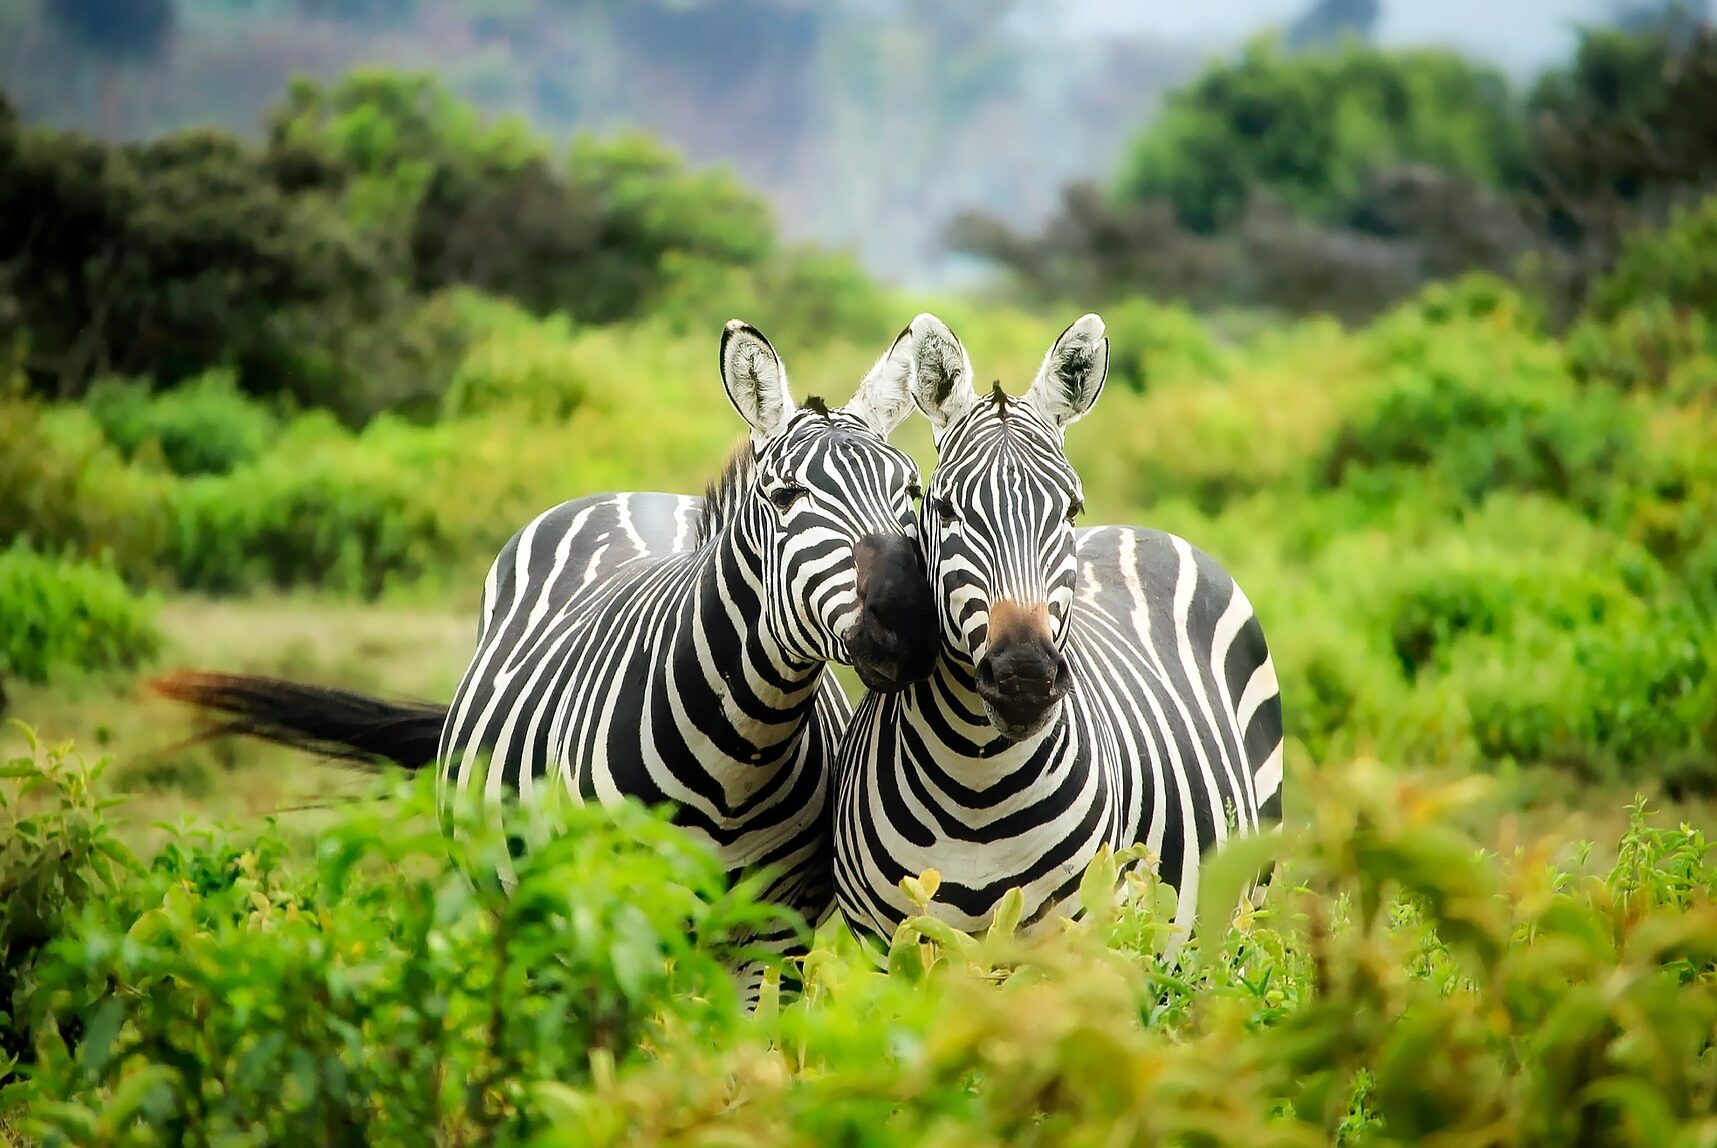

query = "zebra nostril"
[975, 657, 997, 690]
[1051, 654, 1072, 696]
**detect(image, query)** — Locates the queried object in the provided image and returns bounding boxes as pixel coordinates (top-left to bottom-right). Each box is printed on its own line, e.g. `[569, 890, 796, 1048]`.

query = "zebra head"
[906, 312, 1109, 740]
[719, 319, 939, 694]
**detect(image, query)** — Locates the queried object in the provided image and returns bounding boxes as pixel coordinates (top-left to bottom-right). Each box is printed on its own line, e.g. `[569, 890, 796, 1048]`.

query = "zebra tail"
[146, 670, 448, 771]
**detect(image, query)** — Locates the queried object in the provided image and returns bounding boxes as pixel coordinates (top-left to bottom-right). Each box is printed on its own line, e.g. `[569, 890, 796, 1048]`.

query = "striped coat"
[833, 313, 1283, 952]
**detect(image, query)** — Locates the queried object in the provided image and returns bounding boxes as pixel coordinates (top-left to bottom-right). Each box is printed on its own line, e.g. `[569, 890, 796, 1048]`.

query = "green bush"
[1608, 402, 1717, 574]
[1567, 300, 1712, 394]
[165, 429, 460, 599]
[5, 737, 1717, 1145]
[0, 397, 172, 582]
[85, 372, 281, 477]
[1460, 601, 1717, 790]
[0, 731, 138, 1078]
[1116, 38, 1527, 234]
[1567, 197, 1717, 395]
[1320, 312, 1636, 512]
[1586, 195, 1717, 324]
[1098, 296, 1229, 393]
[1371, 528, 1659, 683]
[2, 746, 776, 1142]
[441, 313, 591, 421]
[0, 545, 159, 684]
[653, 245, 898, 353]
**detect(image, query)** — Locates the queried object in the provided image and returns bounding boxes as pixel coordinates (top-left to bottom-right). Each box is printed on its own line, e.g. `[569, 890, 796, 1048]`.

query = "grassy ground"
[3, 595, 474, 854]
[2, 592, 886, 858]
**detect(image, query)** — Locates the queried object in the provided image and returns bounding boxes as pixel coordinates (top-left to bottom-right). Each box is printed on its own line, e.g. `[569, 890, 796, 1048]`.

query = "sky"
[1037, 0, 1615, 76]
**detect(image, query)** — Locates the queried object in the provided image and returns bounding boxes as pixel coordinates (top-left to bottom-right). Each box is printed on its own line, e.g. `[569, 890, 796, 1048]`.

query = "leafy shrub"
[0, 545, 159, 684]
[1099, 297, 1228, 392]
[6, 758, 777, 1144]
[1584, 191, 1717, 324]
[5, 739, 1717, 1145]
[0, 396, 172, 582]
[165, 430, 460, 599]
[1461, 600, 1717, 790]
[85, 372, 281, 477]
[653, 245, 897, 352]
[1567, 299, 1712, 393]
[0, 730, 138, 1078]
[1320, 313, 1637, 512]
[1609, 402, 1717, 573]
[1567, 197, 1717, 393]
[1116, 38, 1527, 235]
[442, 313, 591, 421]
[1371, 530, 1657, 683]
[1407, 271, 1546, 332]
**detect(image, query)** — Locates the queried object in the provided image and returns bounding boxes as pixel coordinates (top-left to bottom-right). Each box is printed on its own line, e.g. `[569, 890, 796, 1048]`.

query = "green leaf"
[987, 887, 1024, 943]
[1079, 843, 1119, 920]
[1195, 831, 1285, 945]
[28, 1101, 101, 1141]
[97, 1066, 176, 1136]
[76, 999, 127, 1079]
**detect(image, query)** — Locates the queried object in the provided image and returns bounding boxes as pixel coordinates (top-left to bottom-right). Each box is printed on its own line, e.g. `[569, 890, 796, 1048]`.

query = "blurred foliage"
[0, 69, 872, 419]
[2, 737, 1716, 1144]
[43, 0, 177, 63]
[952, 18, 1717, 326]
[1116, 39, 1527, 236]
[85, 371, 281, 477]
[4, 181, 1717, 784]
[0, 546, 160, 685]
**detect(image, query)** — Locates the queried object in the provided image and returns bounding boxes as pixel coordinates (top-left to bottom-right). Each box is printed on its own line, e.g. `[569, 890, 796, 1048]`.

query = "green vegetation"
[4, 14, 1717, 1141]
[952, 18, 1717, 323]
[1117, 39, 1525, 235]
[2, 734, 1714, 1144]
[4, 201, 1715, 790]
[0, 546, 159, 686]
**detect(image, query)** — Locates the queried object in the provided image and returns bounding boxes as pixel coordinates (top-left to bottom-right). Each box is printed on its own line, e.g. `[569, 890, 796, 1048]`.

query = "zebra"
[832, 312, 1284, 957]
[152, 318, 941, 1000]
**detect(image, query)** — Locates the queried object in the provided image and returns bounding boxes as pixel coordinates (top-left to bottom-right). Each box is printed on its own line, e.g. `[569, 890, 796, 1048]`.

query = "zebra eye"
[906, 481, 923, 503]
[933, 496, 957, 524]
[768, 484, 807, 513]
[1067, 497, 1084, 524]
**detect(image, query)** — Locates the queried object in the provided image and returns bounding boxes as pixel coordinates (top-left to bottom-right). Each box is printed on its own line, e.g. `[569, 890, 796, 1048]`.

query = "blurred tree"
[43, 0, 178, 136]
[949, 36, 1551, 322]
[1610, 0, 1709, 40]
[0, 118, 395, 407]
[945, 183, 1231, 309]
[1285, 0, 1382, 51]
[1528, 24, 1717, 312]
[410, 152, 603, 315]
[1115, 39, 1529, 235]
[44, 0, 176, 59]
[296, 0, 417, 25]
[560, 132, 775, 322]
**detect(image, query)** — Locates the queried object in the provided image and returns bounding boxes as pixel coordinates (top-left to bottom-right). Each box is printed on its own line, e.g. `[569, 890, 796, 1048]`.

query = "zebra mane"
[990, 381, 1010, 415]
[695, 436, 756, 548]
[695, 397, 835, 547]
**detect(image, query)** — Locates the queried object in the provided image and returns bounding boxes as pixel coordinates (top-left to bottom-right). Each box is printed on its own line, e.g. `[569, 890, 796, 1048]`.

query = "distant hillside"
[0, 0, 1199, 286]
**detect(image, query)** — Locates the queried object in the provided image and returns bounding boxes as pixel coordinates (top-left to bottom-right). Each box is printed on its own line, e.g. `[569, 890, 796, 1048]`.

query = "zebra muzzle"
[847, 532, 939, 693]
[974, 602, 1071, 739]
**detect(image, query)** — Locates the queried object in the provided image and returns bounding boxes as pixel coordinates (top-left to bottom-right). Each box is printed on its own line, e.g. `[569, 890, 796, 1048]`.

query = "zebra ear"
[720, 319, 798, 445]
[845, 323, 916, 437]
[1025, 313, 1108, 433]
[905, 312, 977, 435]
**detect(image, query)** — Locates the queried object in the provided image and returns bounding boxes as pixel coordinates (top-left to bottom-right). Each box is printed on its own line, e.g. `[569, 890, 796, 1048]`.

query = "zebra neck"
[660, 528, 825, 769]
